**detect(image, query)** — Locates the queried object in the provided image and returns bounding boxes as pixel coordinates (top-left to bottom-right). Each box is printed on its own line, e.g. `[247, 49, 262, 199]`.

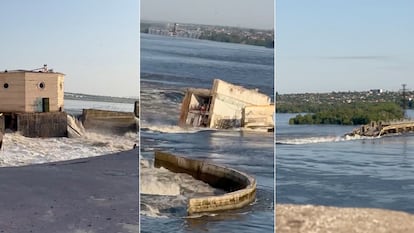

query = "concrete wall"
[0, 114, 4, 133]
[178, 88, 210, 127]
[134, 101, 139, 118]
[178, 91, 192, 126]
[243, 104, 275, 129]
[154, 151, 256, 215]
[25, 72, 64, 112]
[17, 112, 68, 137]
[82, 109, 137, 134]
[209, 79, 271, 128]
[0, 72, 26, 112]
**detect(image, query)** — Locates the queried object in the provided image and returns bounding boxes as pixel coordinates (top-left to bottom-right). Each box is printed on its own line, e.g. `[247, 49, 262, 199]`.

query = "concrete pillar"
[134, 101, 139, 118]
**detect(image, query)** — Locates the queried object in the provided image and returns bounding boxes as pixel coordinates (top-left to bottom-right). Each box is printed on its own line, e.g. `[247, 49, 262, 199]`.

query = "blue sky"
[141, 0, 274, 29]
[276, 1, 414, 93]
[0, 1, 139, 97]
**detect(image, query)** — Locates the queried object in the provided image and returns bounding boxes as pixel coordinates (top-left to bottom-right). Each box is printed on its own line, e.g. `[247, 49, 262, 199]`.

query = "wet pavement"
[0, 149, 139, 233]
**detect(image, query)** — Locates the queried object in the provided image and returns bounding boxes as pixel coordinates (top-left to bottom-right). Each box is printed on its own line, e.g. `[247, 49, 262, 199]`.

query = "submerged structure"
[154, 151, 256, 215]
[346, 120, 414, 137]
[178, 79, 274, 131]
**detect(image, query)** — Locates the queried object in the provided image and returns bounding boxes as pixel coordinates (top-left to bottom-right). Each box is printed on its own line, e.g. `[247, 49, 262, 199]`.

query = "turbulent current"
[140, 33, 274, 233]
[0, 99, 138, 167]
[277, 111, 414, 214]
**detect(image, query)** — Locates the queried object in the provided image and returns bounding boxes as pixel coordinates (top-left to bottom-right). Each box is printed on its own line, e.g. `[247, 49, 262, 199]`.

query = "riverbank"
[288, 102, 404, 125]
[276, 204, 414, 233]
[0, 149, 138, 233]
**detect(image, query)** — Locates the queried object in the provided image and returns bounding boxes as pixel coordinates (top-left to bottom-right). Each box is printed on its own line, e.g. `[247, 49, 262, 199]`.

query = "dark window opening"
[39, 82, 45, 89]
[3, 83, 8, 89]
[42, 98, 50, 112]
[4, 114, 17, 131]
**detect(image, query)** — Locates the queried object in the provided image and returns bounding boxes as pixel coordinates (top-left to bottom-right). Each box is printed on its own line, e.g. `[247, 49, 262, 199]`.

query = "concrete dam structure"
[154, 151, 256, 215]
[179, 79, 274, 131]
[346, 120, 414, 137]
[81, 109, 138, 134]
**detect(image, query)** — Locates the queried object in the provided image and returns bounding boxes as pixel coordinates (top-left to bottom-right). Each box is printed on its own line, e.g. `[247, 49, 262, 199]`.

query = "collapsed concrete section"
[0, 109, 137, 138]
[154, 151, 256, 215]
[345, 120, 414, 137]
[179, 79, 274, 131]
[81, 109, 138, 134]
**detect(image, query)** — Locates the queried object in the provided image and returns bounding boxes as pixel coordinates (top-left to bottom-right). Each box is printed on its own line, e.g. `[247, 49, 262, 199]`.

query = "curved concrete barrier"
[154, 151, 256, 215]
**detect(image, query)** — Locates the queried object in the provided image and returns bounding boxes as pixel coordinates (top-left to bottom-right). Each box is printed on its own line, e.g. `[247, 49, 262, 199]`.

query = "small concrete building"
[179, 79, 274, 131]
[0, 65, 67, 137]
[0, 66, 65, 113]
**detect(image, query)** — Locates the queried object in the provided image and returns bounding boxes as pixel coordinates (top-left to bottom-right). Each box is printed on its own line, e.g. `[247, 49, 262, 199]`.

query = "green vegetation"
[277, 102, 331, 114]
[199, 31, 273, 47]
[276, 90, 414, 113]
[288, 102, 404, 125]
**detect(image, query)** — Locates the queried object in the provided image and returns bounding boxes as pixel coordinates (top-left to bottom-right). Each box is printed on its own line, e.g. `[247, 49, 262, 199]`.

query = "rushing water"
[0, 99, 138, 167]
[140, 33, 274, 233]
[276, 110, 414, 213]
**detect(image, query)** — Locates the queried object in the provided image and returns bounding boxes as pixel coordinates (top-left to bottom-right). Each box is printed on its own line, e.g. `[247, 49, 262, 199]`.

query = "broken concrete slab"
[81, 109, 138, 135]
[179, 79, 274, 131]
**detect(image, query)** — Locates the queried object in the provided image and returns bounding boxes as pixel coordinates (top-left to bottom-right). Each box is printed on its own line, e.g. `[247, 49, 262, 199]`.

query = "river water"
[140, 33, 274, 233]
[0, 98, 138, 167]
[276, 110, 414, 213]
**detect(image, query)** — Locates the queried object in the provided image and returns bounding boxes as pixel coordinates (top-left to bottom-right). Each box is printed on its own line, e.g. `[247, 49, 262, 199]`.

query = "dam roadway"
[0, 149, 138, 233]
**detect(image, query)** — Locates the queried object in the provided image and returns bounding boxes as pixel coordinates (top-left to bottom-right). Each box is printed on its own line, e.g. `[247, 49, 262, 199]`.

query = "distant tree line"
[288, 102, 404, 125]
[199, 31, 273, 47]
[277, 102, 330, 114]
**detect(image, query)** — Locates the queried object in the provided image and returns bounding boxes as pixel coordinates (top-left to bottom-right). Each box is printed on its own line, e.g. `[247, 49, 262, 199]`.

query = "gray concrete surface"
[0, 149, 139, 233]
[276, 204, 414, 233]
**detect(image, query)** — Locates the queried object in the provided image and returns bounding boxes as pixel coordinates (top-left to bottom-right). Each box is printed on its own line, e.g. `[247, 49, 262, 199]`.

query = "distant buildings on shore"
[141, 21, 274, 47]
[277, 88, 414, 109]
[147, 23, 202, 39]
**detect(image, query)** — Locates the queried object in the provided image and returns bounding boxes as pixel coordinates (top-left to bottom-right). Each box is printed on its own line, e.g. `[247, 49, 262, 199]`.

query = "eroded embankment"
[154, 151, 256, 215]
[276, 204, 414, 233]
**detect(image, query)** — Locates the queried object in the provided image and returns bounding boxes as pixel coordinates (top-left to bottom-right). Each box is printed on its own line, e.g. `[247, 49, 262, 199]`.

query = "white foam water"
[143, 124, 215, 134]
[140, 158, 224, 218]
[141, 167, 181, 196]
[276, 135, 381, 145]
[0, 131, 138, 167]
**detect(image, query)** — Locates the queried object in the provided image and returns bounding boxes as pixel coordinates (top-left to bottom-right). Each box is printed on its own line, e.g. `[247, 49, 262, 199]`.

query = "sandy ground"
[0, 149, 138, 233]
[276, 204, 414, 233]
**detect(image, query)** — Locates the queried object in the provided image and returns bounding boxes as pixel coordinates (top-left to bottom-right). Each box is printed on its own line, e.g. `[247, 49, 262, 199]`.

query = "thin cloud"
[321, 55, 392, 61]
